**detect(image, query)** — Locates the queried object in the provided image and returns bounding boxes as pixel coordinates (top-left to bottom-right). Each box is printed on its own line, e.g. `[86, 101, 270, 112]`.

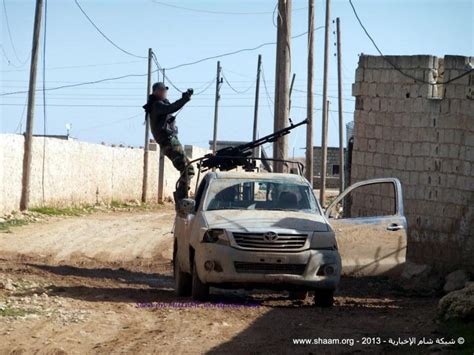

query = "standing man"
[143, 82, 195, 205]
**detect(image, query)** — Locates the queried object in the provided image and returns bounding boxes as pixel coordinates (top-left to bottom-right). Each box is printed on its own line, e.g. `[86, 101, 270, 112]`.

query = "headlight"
[202, 229, 228, 244]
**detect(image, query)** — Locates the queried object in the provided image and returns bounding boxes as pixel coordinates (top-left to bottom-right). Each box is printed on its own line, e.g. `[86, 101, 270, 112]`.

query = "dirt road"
[0, 208, 451, 354]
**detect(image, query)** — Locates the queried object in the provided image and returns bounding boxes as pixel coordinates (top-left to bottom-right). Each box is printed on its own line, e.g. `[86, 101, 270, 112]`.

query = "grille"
[234, 262, 306, 275]
[232, 232, 307, 251]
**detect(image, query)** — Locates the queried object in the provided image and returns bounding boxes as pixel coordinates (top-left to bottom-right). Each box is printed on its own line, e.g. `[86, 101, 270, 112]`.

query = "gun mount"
[196, 118, 308, 173]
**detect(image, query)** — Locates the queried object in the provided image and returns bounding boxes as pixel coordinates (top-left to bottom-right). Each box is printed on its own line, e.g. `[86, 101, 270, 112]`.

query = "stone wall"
[351, 54, 474, 272]
[0, 135, 209, 214]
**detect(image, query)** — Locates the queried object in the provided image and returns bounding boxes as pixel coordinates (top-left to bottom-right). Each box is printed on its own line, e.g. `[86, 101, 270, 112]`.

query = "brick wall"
[351, 55, 474, 272]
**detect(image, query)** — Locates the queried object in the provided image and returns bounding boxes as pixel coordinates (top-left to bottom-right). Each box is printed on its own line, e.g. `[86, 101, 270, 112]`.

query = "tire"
[191, 260, 209, 301]
[173, 245, 191, 297]
[288, 291, 308, 301]
[313, 289, 334, 307]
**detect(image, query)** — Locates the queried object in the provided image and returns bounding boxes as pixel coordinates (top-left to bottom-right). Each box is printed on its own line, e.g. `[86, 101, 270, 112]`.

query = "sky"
[1, 0, 473, 156]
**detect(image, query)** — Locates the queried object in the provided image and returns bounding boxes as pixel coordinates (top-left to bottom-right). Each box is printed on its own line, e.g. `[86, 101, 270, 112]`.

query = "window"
[332, 164, 340, 176]
[204, 179, 319, 213]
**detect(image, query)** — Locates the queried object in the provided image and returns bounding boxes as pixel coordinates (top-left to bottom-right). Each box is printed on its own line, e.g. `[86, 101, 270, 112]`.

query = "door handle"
[387, 223, 403, 231]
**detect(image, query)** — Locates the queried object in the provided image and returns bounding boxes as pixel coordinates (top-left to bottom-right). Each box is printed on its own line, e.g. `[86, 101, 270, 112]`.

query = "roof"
[208, 171, 308, 183]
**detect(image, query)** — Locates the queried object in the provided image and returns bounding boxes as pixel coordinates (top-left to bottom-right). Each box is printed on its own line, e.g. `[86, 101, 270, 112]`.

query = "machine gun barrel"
[200, 118, 308, 171]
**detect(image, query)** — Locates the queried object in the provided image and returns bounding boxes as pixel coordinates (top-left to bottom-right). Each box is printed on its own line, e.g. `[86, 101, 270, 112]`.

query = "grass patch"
[438, 319, 474, 353]
[30, 206, 95, 216]
[0, 219, 29, 233]
[0, 305, 34, 317]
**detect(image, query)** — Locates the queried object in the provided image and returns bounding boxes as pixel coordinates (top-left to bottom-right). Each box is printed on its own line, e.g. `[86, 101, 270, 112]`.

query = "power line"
[166, 26, 324, 71]
[73, 0, 147, 59]
[1, 26, 325, 97]
[0, 59, 145, 73]
[152, 0, 307, 15]
[1, 71, 158, 96]
[348, 0, 473, 85]
[222, 71, 254, 94]
[2, 0, 30, 66]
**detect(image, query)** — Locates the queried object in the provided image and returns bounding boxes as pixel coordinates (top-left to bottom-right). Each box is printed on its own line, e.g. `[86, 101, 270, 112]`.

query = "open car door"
[325, 178, 407, 276]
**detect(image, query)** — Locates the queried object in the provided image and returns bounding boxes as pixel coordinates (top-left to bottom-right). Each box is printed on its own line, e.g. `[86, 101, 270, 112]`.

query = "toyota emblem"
[263, 232, 278, 241]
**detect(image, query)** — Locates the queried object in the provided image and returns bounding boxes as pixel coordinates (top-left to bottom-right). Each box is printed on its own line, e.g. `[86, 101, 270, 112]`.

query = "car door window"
[327, 182, 396, 219]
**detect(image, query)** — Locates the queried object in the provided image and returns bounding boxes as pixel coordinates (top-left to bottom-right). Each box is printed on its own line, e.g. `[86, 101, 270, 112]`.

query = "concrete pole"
[273, 0, 292, 173]
[320, 0, 330, 206]
[336, 17, 345, 193]
[20, 0, 43, 211]
[252, 54, 262, 158]
[212, 61, 222, 153]
[306, 0, 314, 186]
[141, 48, 152, 203]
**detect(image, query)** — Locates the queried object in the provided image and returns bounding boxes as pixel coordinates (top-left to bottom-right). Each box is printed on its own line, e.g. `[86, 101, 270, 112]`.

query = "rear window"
[203, 178, 319, 214]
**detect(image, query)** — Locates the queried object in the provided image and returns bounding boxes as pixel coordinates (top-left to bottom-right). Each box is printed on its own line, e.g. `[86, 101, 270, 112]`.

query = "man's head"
[152, 82, 169, 100]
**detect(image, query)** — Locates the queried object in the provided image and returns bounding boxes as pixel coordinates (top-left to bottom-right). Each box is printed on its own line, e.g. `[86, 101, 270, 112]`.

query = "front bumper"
[195, 243, 341, 290]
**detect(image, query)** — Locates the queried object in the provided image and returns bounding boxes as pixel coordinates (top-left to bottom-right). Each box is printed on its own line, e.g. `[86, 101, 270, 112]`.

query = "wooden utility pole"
[306, 0, 314, 186]
[336, 17, 345, 193]
[20, 0, 43, 211]
[252, 54, 262, 158]
[157, 67, 166, 203]
[273, 0, 292, 172]
[212, 61, 222, 153]
[289, 73, 296, 111]
[141, 48, 152, 203]
[320, 0, 330, 206]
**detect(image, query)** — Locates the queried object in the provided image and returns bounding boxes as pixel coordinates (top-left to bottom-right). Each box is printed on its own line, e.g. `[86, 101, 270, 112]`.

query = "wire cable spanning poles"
[348, 0, 473, 85]
[74, 0, 147, 59]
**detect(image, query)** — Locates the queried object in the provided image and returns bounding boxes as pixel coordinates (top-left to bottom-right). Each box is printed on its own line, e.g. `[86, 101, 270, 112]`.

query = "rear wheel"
[191, 260, 209, 301]
[173, 245, 191, 297]
[313, 289, 334, 307]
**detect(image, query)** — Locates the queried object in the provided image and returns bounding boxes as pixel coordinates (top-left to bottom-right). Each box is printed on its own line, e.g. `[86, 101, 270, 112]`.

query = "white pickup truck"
[173, 171, 407, 307]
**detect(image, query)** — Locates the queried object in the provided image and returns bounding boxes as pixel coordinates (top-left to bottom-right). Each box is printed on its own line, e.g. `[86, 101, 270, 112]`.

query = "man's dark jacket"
[143, 95, 190, 144]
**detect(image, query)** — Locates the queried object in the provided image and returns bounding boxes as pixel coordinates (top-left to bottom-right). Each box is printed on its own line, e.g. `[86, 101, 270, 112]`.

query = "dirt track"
[0, 208, 452, 354]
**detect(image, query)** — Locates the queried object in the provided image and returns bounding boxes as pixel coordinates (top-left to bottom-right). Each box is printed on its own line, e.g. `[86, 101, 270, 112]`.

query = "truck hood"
[202, 209, 329, 232]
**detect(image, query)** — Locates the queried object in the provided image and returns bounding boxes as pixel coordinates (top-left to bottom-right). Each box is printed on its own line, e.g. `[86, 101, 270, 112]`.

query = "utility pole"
[306, 0, 314, 187]
[273, 0, 292, 172]
[141, 48, 152, 203]
[320, 0, 330, 206]
[157, 67, 166, 203]
[20, 0, 43, 211]
[252, 54, 262, 158]
[336, 17, 345, 193]
[212, 61, 222, 153]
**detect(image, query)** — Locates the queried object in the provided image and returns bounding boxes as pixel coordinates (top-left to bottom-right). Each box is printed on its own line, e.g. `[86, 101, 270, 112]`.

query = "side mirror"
[178, 198, 196, 216]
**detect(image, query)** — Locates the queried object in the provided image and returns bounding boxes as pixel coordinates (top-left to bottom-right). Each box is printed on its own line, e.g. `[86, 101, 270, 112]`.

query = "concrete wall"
[351, 54, 474, 272]
[0, 135, 209, 214]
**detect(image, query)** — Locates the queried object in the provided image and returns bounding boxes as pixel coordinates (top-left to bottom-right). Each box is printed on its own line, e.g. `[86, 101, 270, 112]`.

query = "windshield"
[204, 178, 319, 213]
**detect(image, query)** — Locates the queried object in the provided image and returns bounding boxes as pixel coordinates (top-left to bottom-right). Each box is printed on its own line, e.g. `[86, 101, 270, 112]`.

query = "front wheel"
[173, 245, 191, 297]
[313, 289, 334, 307]
[192, 260, 209, 301]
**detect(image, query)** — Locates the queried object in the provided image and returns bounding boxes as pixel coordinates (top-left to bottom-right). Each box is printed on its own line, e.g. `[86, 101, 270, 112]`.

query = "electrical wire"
[222, 72, 254, 94]
[152, 0, 307, 15]
[348, 0, 473, 85]
[73, 0, 147, 59]
[1, 27, 325, 97]
[166, 26, 324, 71]
[1, 59, 145, 73]
[2, 0, 30, 66]
[1, 71, 158, 96]
[151, 52, 184, 93]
